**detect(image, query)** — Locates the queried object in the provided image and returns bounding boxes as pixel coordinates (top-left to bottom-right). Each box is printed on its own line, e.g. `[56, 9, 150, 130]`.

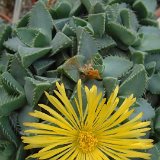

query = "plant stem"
[12, 0, 22, 23]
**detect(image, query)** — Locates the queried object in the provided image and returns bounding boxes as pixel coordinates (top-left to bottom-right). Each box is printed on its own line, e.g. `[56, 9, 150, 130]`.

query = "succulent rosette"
[0, 0, 160, 159]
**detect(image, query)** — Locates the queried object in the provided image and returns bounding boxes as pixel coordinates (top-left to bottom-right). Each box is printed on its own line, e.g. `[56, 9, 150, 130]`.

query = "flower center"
[78, 131, 98, 153]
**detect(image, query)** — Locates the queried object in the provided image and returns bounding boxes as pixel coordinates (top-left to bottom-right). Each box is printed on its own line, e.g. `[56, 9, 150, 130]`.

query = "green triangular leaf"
[103, 56, 133, 78]
[29, 1, 53, 40]
[24, 77, 57, 106]
[0, 116, 20, 147]
[0, 24, 12, 50]
[130, 98, 155, 121]
[77, 27, 98, 59]
[58, 55, 85, 82]
[50, 32, 72, 56]
[4, 37, 26, 52]
[119, 64, 147, 97]
[136, 27, 160, 53]
[148, 73, 160, 94]
[107, 22, 139, 46]
[18, 46, 51, 67]
[148, 142, 160, 160]
[88, 13, 105, 37]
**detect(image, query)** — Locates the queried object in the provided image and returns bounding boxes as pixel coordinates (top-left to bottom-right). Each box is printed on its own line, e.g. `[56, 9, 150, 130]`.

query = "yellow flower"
[22, 80, 153, 160]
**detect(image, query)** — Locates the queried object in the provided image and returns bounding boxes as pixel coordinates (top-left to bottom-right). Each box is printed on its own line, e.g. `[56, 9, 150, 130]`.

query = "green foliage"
[0, 116, 19, 147]
[29, 1, 53, 40]
[15, 143, 26, 160]
[0, 140, 16, 160]
[149, 141, 160, 160]
[103, 77, 118, 97]
[0, 72, 26, 116]
[0, 24, 11, 50]
[16, 28, 50, 47]
[129, 98, 155, 121]
[148, 73, 160, 94]
[77, 27, 98, 59]
[3, 37, 26, 52]
[95, 34, 116, 50]
[154, 107, 160, 134]
[58, 55, 84, 82]
[119, 64, 147, 97]
[18, 46, 51, 67]
[88, 13, 105, 37]
[133, 0, 157, 18]
[0, 0, 160, 159]
[18, 105, 39, 131]
[145, 53, 160, 71]
[136, 27, 160, 52]
[103, 56, 133, 78]
[24, 77, 58, 106]
[107, 22, 139, 46]
[50, 32, 72, 56]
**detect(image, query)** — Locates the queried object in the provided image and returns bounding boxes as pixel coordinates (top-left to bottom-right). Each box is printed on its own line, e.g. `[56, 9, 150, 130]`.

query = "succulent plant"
[0, 0, 160, 159]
